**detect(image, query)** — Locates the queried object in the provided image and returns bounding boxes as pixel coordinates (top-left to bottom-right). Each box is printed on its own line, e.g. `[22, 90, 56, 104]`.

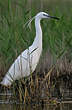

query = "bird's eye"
[43, 14, 48, 18]
[43, 14, 46, 16]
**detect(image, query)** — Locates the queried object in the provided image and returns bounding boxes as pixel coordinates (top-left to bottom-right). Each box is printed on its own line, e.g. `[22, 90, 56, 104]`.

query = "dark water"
[0, 103, 72, 110]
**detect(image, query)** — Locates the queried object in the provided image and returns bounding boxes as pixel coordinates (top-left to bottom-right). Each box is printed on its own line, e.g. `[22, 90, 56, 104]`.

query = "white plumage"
[1, 12, 59, 86]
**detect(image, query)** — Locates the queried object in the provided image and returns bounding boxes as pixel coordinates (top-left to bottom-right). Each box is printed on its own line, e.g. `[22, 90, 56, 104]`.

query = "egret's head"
[23, 12, 59, 28]
[36, 12, 59, 20]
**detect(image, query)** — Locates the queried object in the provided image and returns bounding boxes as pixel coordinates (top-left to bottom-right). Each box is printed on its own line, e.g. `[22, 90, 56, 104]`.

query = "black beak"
[43, 14, 60, 20]
[48, 16, 60, 20]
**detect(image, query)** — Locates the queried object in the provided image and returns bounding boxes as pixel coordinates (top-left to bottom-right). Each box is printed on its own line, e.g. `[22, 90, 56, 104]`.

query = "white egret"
[1, 12, 59, 86]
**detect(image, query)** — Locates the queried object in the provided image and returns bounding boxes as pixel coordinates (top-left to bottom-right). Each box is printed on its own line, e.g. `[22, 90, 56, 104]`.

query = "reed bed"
[0, 0, 72, 104]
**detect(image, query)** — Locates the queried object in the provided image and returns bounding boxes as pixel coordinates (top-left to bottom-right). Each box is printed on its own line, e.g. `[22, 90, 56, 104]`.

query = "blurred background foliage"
[0, 0, 72, 77]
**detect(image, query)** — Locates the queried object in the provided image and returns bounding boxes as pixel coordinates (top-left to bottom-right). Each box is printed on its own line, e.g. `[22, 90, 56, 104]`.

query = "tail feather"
[0, 76, 12, 87]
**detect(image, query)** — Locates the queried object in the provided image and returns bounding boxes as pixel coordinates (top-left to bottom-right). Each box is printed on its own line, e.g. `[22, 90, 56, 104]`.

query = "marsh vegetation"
[0, 0, 72, 108]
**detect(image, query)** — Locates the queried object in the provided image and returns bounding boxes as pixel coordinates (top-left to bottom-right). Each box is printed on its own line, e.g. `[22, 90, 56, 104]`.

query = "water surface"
[0, 103, 72, 110]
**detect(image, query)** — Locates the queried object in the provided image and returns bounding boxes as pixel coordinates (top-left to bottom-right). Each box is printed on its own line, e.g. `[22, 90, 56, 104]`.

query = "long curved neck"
[35, 18, 42, 37]
[33, 18, 42, 50]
